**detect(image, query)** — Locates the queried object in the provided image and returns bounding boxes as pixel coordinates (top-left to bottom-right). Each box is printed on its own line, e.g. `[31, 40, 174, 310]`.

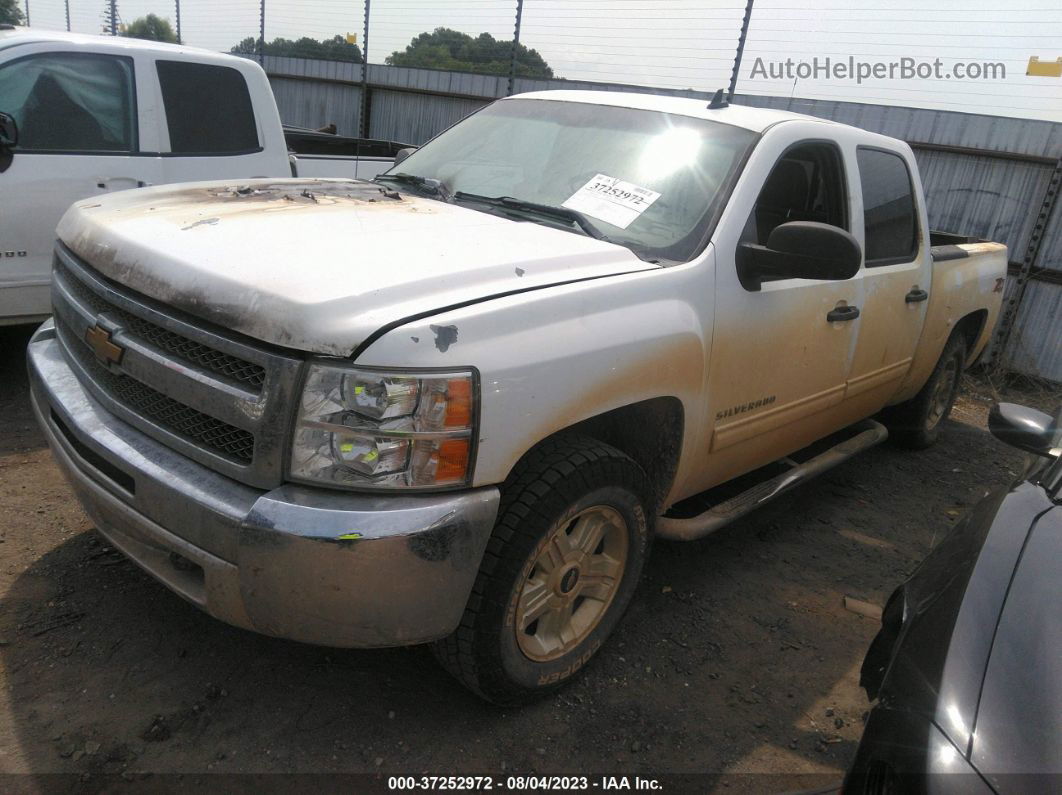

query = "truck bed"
[929, 230, 1006, 264]
[890, 231, 1008, 402]
[284, 127, 408, 181]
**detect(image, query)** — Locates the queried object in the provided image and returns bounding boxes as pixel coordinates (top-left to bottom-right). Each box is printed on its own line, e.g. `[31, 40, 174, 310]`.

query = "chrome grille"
[61, 325, 255, 463]
[51, 245, 303, 489]
[56, 262, 266, 391]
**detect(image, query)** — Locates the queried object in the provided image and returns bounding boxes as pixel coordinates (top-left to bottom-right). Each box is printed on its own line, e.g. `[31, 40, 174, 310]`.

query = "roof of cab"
[0, 26, 251, 66]
[508, 89, 841, 134]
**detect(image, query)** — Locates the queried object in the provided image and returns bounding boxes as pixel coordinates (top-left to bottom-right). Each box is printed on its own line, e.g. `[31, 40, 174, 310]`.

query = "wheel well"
[544, 397, 685, 515]
[954, 309, 988, 365]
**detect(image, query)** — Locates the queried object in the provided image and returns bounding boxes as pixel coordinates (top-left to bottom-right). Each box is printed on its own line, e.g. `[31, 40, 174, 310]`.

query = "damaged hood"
[57, 178, 657, 356]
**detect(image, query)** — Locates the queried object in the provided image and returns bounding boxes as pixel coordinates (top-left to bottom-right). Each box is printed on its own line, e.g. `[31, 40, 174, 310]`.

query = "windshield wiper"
[453, 192, 606, 241]
[374, 173, 451, 201]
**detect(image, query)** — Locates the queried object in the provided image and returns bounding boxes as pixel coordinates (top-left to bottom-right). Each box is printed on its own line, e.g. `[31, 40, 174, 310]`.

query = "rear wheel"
[883, 333, 966, 449]
[433, 435, 650, 704]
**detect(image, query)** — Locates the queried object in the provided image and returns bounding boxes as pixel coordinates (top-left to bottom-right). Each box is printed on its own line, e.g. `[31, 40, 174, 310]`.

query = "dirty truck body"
[27, 90, 1006, 702]
[0, 28, 394, 326]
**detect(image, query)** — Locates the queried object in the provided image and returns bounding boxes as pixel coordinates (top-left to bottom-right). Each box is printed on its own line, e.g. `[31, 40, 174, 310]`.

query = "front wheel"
[883, 333, 966, 449]
[433, 436, 651, 704]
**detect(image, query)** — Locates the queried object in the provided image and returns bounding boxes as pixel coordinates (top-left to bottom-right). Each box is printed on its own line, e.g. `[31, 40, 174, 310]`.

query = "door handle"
[826, 305, 860, 322]
[905, 288, 929, 303]
[824, 301, 858, 320]
[95, 177, 148, 189]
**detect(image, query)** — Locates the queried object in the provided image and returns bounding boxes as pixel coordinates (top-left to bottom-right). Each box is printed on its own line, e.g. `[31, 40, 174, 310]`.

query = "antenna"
[708, 88, 729, 110]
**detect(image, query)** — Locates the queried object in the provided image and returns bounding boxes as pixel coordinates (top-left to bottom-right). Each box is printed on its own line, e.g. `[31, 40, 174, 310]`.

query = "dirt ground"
[0, 321, 1058, 793]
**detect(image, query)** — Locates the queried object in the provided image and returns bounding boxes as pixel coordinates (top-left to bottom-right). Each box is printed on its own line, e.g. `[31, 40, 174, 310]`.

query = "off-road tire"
[883, 333, 967, 449]
[432, 435, 651, 705]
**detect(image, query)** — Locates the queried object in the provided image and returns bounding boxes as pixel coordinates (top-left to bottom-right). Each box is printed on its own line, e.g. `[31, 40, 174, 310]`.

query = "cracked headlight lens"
[290, 363, 476, 489]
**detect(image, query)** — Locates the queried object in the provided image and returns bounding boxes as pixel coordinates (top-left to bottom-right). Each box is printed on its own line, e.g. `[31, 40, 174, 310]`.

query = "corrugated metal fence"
[260, 55, 1062, 383]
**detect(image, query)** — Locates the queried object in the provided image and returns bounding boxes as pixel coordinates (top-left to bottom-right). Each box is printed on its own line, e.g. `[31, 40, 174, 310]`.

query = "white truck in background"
[28, 90, 1006, 704]
[0, 26, 400, 325]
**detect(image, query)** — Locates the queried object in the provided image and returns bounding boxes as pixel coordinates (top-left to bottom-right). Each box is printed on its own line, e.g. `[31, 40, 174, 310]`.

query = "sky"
[17, 0, 1062, 122]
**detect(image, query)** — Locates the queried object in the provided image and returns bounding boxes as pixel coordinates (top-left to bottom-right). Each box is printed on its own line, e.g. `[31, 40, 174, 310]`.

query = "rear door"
[845, 146, 931, 415]
[151, 59, 286, 183]
[0, 47, 160, 321]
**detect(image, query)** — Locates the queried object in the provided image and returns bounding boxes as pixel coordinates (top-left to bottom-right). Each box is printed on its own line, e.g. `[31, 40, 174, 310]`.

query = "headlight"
[290, 363, 477, 490]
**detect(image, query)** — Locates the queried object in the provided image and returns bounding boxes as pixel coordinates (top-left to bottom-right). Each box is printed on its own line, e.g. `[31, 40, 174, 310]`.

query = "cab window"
[742, 142, 848, 246]
[858, 148, 918, 266]
[0, 52, 136, 153]
[156, 61, 259, 154]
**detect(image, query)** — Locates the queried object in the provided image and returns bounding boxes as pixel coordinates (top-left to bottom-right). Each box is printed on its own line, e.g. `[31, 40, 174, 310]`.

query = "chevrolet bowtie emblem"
[84, 324, 124, 366]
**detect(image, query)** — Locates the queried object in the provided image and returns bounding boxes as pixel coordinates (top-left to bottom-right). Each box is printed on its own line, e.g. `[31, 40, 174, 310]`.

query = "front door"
[698, 134, 864, 490]
[0, 50, 159, 321]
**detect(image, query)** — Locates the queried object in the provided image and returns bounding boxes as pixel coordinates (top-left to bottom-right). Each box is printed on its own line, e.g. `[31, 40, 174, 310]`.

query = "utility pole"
[360, 0, 371, 138]
[258, 0, 265, 64]
[175, 0, 181, 44]
[65, 0, 70, 31]
[24, 0, 30, 27]
[101, 1, 119, 36]
[988, 157, 1062, 370]
[727, 0, 755, 101]
[507, 0, 524, 96]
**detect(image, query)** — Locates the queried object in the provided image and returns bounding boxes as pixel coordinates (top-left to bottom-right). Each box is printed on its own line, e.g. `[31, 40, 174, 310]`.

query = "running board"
[657, 419, 888, 541]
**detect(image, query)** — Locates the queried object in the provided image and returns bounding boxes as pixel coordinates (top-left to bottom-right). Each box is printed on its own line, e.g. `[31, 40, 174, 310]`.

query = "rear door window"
[858, 148, 918, 266]
[0, 52, 136, 152]
[156, 61, 259, 154]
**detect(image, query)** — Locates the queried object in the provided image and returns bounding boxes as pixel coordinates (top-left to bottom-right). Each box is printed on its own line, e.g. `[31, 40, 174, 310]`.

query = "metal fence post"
[727, 0, 755, 101]
[988, 157, 1062, 371]
[175, 0, 181, 44]
[507, 0, 524, 96]
[360, 0, 371, 138]
[258, 0, 266, 64]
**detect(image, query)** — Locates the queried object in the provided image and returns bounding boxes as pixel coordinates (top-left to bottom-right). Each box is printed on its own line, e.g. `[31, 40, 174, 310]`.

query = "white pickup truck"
[0, 26, 399, 325]
[27, 90, 1006, 703]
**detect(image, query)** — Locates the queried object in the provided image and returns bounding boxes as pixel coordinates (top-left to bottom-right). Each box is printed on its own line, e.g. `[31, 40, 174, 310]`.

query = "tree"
[231, 35, 363, 64]
[0, 0, 24, 26]
[121, 14, 178, 43]
[386, 28, 553, 78]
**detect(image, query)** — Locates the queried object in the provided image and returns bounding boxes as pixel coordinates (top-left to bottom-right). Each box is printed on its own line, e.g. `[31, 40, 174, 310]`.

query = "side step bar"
[657, 419, 888, 541]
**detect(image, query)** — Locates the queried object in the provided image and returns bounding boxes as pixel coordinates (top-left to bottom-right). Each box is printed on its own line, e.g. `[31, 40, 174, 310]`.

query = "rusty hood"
[57, 178, 657, 356]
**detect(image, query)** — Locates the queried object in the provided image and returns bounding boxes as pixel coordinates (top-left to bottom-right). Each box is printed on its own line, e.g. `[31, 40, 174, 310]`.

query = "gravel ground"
[1, 322, 1057, 792]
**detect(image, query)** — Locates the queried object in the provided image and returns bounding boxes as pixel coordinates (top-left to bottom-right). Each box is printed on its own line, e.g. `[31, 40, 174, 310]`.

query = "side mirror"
[0, 112, 17, 148]
[737, 221, 862, 291]
[393, 146, 417, 166]
[989, 403, 1059, 459]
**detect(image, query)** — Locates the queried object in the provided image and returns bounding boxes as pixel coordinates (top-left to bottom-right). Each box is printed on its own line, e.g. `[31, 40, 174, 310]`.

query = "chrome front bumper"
[28, 322, 500, 648]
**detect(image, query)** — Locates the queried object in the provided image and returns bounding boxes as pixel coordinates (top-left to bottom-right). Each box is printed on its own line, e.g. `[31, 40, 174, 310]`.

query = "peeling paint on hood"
[57, 178, 657, 356]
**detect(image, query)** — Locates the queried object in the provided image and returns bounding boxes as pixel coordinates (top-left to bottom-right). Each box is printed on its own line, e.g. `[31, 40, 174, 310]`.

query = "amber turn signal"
[435, 438, 471, 483]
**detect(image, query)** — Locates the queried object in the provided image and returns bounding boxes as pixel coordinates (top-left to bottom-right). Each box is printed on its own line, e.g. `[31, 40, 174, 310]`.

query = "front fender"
[354, 261, 713, 495]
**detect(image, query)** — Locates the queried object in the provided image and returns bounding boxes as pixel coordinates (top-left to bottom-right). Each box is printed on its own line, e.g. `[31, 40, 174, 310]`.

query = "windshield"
[386, 98, 756, 262]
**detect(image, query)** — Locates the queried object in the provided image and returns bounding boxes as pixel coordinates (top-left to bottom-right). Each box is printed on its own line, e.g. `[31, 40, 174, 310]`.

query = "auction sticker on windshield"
[562, 174, 661, 229]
